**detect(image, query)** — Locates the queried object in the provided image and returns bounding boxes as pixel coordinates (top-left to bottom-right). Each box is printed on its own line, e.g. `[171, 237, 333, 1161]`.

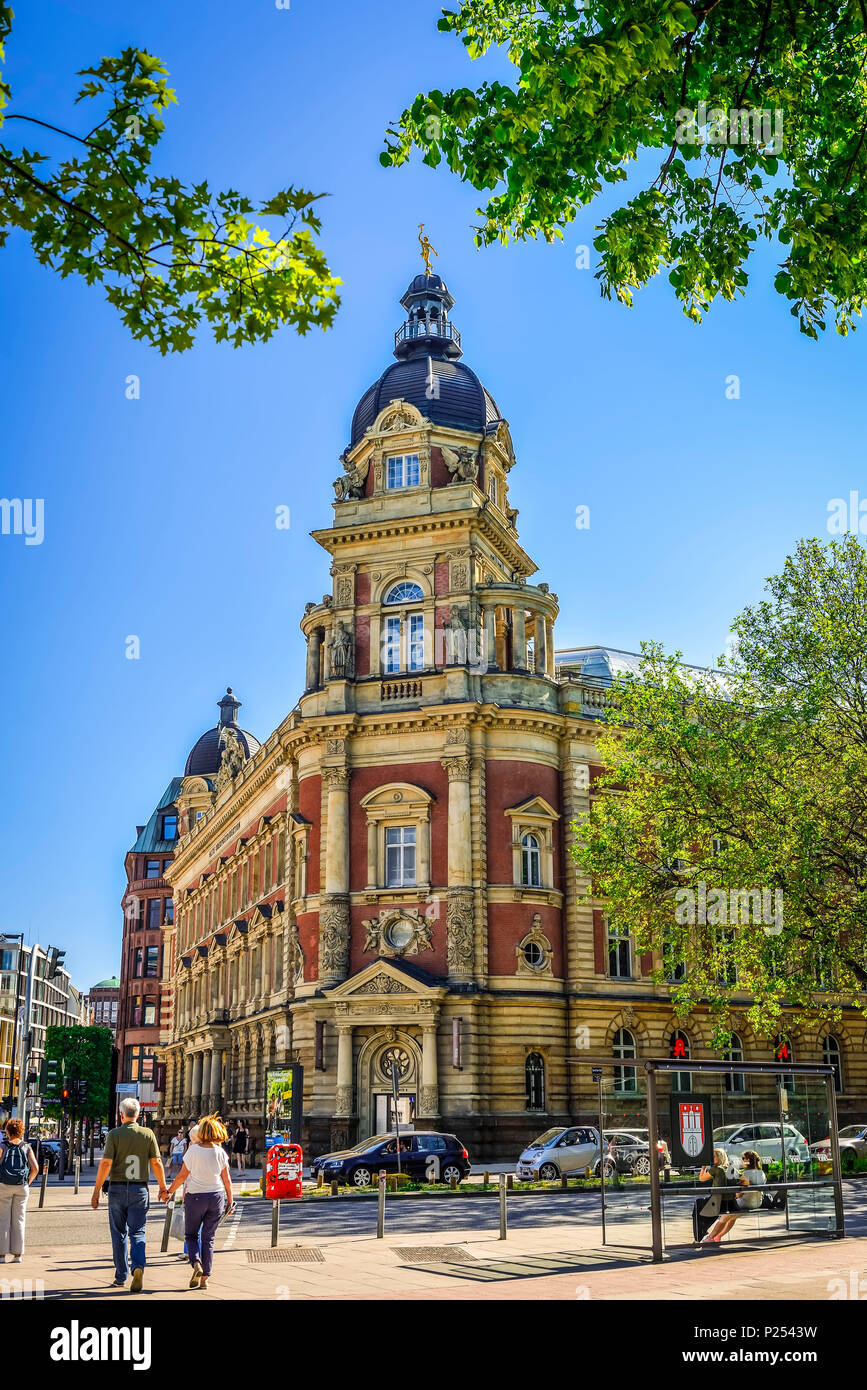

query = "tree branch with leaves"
[0, 7, 340, 352]
[382, 0, 867, 338]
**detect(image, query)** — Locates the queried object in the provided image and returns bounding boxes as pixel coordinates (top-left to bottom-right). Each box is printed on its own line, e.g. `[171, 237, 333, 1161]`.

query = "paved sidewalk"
[6, 1181, 864, 1302]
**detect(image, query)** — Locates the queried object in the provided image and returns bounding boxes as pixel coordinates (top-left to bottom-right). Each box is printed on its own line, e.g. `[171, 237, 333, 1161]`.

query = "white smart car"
[516, 1125, 602, 1182]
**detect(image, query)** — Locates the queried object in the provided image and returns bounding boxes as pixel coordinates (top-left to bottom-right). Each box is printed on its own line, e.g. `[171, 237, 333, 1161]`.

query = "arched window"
[382, 583, 425, 673]
[822, 1035, 842, 1093]
[384, 582, 423, 604]
[525, 1052, 545, 1111]
[521, 834, 541, 887]
[670, 1029, 692, 1093]
[613, 1028, 637, 1094]
[723, 1033, 745, 1093]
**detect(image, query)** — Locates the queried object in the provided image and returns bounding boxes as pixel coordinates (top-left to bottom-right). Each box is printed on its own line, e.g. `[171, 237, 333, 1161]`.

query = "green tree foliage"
[574, 537, 867, 1045]
[43, 1024, 113, 1120]
[0, 6, 340, 352]
[382, 1, 867, 337]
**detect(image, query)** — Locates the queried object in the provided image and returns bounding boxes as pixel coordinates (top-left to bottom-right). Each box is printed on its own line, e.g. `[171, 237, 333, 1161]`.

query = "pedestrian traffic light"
[73, 1079, 88, 1107]
[61, 1082, 70, 1105]
[47, 947, 66, 979]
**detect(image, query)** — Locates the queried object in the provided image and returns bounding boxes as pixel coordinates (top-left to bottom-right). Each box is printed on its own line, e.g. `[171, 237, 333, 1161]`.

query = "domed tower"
[300, 269, 559, 714]
[178, 688, 261, 833]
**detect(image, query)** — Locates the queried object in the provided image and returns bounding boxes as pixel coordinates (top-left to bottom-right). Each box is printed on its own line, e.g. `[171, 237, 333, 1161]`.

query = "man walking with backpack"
[91, 1097, 168, 1292]
[0, 1119, 39, 1262]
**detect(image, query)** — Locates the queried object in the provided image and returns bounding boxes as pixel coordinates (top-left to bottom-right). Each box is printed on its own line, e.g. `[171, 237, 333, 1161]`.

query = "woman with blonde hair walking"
[165, 1115, 233, 1290]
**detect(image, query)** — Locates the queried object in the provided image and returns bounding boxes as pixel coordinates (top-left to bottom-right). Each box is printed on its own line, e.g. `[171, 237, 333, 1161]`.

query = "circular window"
[522, 941, 546, 969]
[384, 917, 415, 952]
[379, 1046, 411, 1080]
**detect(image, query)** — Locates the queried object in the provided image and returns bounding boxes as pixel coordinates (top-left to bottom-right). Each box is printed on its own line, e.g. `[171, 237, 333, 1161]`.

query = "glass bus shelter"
[584, 1058, 845, 1262]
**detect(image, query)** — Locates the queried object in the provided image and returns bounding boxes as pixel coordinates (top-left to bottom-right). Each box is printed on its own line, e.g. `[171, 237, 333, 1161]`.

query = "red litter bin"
[265, 1143, 303, 1200]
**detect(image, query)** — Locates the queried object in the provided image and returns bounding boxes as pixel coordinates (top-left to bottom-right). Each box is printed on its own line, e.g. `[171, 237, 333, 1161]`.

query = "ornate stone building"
[156, 270, 867, 1158]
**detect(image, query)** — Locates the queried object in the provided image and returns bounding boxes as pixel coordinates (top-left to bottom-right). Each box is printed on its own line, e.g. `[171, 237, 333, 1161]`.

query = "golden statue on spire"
[418, 223, 438, 277]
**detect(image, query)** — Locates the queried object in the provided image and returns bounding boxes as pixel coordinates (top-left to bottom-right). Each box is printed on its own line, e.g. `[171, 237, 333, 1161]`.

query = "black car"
[37, 1138, 68, 1173]
[317, 1131, 470, 1187]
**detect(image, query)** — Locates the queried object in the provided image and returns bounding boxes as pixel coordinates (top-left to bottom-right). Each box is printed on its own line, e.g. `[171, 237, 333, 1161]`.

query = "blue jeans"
[107, 1183, 149, 1280]
[184, 1191, 225, 1276]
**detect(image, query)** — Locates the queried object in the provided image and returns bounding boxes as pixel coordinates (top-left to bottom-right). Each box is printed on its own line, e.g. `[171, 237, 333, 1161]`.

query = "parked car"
[37, 1138, 68, 1173]
[809, 1124, 867, 1172]
[602, 1129, 670, 1177]
[312, 1134, 392, 1179]
[713, 1122, 809, 1166]
[317, 1132, 470, 1187]
[516, 1126, 601, 1182]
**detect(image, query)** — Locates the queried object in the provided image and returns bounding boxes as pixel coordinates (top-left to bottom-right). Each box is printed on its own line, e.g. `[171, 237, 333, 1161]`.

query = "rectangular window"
[145, 860, 160, 879]
[608, 922, 632, 979]
[144, 1001, 156, 1026]
[132, 997, 142, 1027]
[147, 899, 162, 929]
[164, 898, 174, 925]
[385, 825, 417, 887]
[408, 613, 424, 671]
[134, 948, 143, 978]
[145, 945, 159, 978]
[384, 616, 401, 674]
[386, 453, 420, 490]
[161, 814, 178, 840]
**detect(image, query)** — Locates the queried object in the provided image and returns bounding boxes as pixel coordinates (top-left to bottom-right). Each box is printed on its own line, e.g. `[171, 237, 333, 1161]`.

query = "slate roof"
[130, 777, 183, 854]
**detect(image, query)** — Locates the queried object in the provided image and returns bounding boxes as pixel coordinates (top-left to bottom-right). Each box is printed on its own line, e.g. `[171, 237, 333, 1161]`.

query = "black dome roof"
[184, 688, 261, 777]
[348, 271, 503, 447]
[351, 358, 501, 447]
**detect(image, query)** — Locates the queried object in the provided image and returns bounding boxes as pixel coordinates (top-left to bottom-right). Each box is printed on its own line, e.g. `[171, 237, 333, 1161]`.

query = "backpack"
[0, 1142, 28, 1186]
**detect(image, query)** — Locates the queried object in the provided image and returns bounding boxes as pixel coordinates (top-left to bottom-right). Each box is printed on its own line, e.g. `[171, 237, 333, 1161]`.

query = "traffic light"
[47, 947, 66, 979]
[41, 1057, 62, 1103]
[74, 1079, 88, 1108]
[61, 1082, 70, 1105]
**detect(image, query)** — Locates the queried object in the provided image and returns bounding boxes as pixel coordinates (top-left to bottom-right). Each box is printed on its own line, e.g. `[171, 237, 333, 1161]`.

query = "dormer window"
[386, 454, 420, 490]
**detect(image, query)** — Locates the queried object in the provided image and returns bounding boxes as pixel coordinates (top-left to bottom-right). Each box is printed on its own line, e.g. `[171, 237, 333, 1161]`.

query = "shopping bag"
[170, 1199, 186, 1240]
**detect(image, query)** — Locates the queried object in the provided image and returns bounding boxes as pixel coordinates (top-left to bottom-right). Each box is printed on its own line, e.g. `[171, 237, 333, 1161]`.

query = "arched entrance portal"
[357, 1031, 420, 1138]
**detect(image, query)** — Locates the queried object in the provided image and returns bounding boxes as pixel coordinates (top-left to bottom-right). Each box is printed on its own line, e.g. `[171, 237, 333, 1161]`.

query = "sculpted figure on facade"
[443, 605, 468, 665]
[328, 620, 353, 678]
[333, 461, 366, 501]
[446, 891, 474, 975]
[441, 444, 479, 484]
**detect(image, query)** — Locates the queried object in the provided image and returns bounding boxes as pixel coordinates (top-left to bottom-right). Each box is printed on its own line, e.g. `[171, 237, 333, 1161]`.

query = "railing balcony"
[380, 678, 424, 701]
[394, 318, 461, 349]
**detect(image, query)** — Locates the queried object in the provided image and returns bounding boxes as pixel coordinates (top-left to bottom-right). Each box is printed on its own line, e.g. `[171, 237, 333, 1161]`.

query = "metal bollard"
[450, 1174, 458, 1190]
[483, 1170, 489, 1189]
[74, 1157, 81, 1194]
[271, 1199, 280, 1248]
[38, 1165, 48, 1209]
[330, 1180, 338, 1196]
[376, 1170, 386, 1238]
[499, 1173, 507, 1239]
[561, 1174, 568, 1191]
[317, 1171, 323, 1188]
[160, 1198, 175, 1253]
[506, 1174, 513, 1191]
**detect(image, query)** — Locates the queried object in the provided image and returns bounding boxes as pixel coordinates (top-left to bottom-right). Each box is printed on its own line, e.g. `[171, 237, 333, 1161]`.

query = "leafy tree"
[382, 0, 867, 338]
[43, 1024, 113, 1121]
[574, 536, 867, 1045]
[0, 6, 340, 352]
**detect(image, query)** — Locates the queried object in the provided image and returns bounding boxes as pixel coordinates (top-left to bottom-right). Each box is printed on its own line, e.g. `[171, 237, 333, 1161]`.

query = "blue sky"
[1, 0, 863, 988]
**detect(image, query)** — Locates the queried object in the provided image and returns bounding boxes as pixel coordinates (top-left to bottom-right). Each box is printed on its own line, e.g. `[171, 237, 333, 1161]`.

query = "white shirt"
[736, 1167, 767, 1208]
[184, 1143, 229, 1194]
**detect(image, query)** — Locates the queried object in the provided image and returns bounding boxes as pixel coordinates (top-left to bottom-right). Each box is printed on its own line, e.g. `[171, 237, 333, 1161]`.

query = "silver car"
[516, 1125, 601, 1182]
[810, 1124, 867, 1172]
[713, 1121, 809, 1166]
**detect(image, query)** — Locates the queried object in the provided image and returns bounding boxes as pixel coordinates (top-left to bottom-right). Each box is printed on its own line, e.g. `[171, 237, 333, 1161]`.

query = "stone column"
[545, 618, 555, 677]
[211, 1048, 223, 1107]
[305, 628, 323, 690]
[483, 604, 497, 671]
[190, 1052, 203, 1112]
[420, 1021, 439, 1118]
[334, 1024, 354, 1116]
[201, 1051, 212, 1111]
[443, 756, 474, 981]
[512, 606, 527, 669]
[533, 614, 547, 674]
[320, 766, 350, 984]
